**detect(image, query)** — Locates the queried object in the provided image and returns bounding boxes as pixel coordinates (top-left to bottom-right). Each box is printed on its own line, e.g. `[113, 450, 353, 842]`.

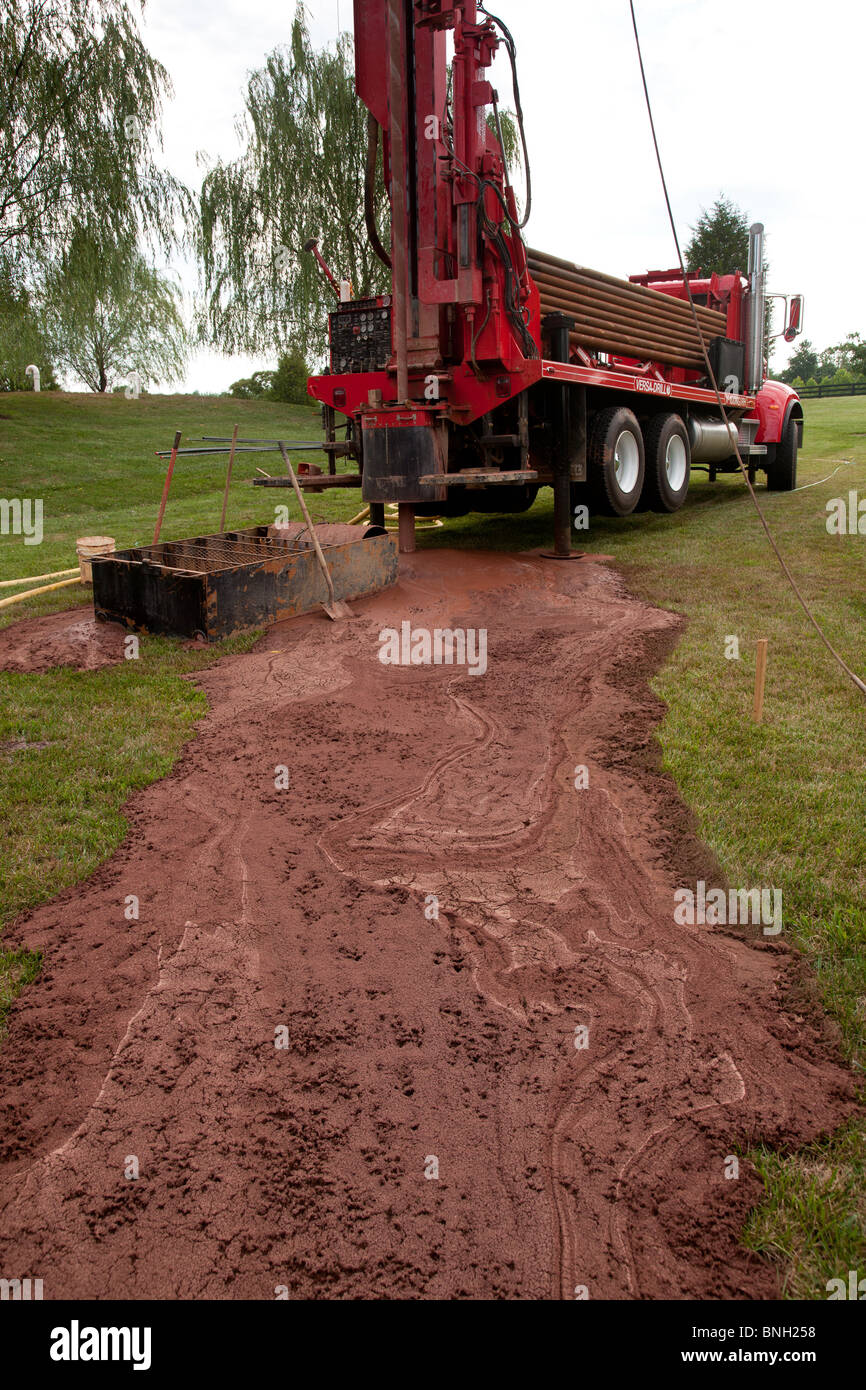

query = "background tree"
[816, 347, 842, 380]
[0, 257, 57, 389]
[851, 338, 866, 380]
[41, 231, 188, 392]
[777, 333, 866, 385]
[271, 350, 311, 404]
[0, 0, 190, 266]
[200, 9, 389, 363]
[199, 7, 519, 363]
[228, 352, 311, 403]
[685, 192, 774, 361]
[228, 369, 275, 400]
[820, 332, 866, 379]
[684, 194, 755, 276]
[781, 338, 819, 384]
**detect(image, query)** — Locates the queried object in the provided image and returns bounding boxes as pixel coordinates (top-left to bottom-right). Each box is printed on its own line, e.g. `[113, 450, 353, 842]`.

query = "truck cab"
[629, 234, 805, 491]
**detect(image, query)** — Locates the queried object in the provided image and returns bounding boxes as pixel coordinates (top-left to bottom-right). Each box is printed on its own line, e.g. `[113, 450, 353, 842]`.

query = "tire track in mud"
[318, 553, 859, 1298]
[0, 550, 857, 1299]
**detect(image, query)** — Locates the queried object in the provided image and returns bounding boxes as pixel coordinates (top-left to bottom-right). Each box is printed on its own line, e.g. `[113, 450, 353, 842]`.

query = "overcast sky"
[137, 0, 865, 392]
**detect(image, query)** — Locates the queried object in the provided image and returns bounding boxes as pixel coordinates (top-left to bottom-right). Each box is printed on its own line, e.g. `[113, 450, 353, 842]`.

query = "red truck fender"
[752, 379, 803, 447]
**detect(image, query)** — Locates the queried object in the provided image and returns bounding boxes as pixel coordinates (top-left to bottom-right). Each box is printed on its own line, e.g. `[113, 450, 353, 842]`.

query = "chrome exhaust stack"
[746, 222, 765, 394]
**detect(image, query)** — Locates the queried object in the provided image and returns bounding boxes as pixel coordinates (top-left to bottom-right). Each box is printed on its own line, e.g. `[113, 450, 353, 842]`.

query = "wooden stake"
[277, 442, 350, 620]
[752, 639, 768, 722]
[153, 430, 182, 544]
[219, 423, 239, 532]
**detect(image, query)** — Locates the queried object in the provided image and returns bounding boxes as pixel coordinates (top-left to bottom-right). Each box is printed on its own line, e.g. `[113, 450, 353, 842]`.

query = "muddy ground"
[0, 606, 127, 672]
[0, 551, 856, 1299]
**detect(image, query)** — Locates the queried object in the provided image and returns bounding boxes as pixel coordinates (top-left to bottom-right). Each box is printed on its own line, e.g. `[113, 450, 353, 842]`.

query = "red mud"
[0, 550, 856, 1299]
[0, 607, 127, 672]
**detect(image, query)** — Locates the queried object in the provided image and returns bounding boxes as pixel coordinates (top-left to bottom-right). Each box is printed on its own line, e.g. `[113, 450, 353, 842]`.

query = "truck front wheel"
[640, 413, 691, 512]
[587, 406, 645, 516]
[766, 414, 798, 491]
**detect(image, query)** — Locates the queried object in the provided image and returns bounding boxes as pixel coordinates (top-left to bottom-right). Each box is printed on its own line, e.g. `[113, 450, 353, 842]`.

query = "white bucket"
[76, 535, 115, 584]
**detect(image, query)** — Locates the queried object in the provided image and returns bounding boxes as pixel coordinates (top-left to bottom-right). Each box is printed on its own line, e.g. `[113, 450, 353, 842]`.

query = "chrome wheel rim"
[614, 429, 640, 495]
[665, 434, 687, 491]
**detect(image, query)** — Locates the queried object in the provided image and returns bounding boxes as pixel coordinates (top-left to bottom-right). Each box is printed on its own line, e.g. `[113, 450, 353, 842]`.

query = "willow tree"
[41, 231, 188, 392]
[0, 260, 57, 390]
[0, 0, 191, 264]
[199, 10, 389, 363]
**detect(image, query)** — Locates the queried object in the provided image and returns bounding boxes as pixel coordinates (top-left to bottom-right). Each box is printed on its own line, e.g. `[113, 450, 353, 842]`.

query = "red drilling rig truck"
[306, 0, 805, 555]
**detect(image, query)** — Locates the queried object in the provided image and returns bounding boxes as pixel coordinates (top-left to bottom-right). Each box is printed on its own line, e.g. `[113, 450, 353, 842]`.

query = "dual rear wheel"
[577, 406, 691, 518]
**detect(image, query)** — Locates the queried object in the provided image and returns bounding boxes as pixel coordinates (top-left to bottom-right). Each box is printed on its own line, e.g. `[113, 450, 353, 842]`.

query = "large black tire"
[640, 413, 691, 513]
[766, 413, 798, 491]
[587, 406, 645, 517]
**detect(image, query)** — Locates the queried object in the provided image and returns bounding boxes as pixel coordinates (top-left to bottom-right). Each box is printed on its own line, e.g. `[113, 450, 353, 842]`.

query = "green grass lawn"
[1, 388, 865, 1296]
[0, 390, 356, 604]
[0, 391, 328, 1024]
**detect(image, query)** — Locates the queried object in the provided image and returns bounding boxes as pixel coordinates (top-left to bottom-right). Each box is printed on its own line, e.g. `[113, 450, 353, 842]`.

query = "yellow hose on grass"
[350, 503, 444, 532]
[0, 566, 79, 588]
[0, 577, 82, 609]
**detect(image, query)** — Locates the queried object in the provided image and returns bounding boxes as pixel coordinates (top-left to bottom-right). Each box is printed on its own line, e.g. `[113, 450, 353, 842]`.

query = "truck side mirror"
[784, 295, 804, 342]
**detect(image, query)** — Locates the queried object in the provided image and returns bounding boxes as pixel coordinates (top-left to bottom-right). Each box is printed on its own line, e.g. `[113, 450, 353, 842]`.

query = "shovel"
[277, 441, 352, 620]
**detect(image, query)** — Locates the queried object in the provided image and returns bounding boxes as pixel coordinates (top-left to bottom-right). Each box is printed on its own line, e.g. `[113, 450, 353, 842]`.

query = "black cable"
[435, 92, 532, 355]
[431, 5, 536, 361]
[628, 0, 866, 700]
[478, 2, 532, 227]
[470, 289, 492, 377]
[476, 185, 537, 359]
[364, 112, 392, 270]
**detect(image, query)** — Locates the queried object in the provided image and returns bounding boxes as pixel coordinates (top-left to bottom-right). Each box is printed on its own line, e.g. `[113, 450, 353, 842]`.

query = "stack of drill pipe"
[528, 248, 727, 369]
